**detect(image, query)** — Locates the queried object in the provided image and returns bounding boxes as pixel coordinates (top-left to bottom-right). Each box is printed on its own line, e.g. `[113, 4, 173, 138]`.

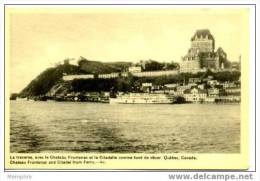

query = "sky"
[6, 7, 249, 93]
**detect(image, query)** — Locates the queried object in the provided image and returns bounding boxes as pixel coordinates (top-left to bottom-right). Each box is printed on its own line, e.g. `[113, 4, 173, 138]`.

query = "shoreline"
[10, 99, 241, 105]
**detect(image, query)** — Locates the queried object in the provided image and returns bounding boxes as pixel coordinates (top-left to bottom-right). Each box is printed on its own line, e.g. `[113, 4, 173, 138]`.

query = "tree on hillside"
[213, 71, 240, 82]
[164, 61, 180, 70]
[217, 47, 231, 69]
[143, 60, 164, 71]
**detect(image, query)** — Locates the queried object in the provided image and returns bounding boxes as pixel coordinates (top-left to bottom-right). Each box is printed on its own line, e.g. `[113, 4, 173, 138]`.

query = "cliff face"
[19, 59, 131, 97]
[19, 64, 86, 97]
[46, 82, 71, 97]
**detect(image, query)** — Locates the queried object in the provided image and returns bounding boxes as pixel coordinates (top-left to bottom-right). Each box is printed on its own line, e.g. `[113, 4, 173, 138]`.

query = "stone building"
[180, 29, 230, 73]
[128, 66, 142, 73]
[183, 87, 207, 102]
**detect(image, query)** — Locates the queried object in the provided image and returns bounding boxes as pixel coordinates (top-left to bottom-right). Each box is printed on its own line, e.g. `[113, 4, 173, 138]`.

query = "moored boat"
[109, 93, 174, 104]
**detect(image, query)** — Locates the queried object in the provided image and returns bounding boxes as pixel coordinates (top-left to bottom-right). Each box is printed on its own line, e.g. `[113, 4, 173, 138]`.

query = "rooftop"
[184, 86, 207, 94]
[191, 29, 215, 41]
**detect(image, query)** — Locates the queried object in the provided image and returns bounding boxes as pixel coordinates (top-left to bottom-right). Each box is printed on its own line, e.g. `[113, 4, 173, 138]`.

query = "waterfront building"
[221, 81, 231, 89]
[141, 83, 153, 93]
[187, 83, 197, 87]
[204, 97, 216, 103]
[198, 84, 205, 90]
[151, 85, 162, 92]
[207, 80, 219, 86]
[183, 87, 207, 102]
[164, 84, 177, 94]
[202, 75, 214, 82]
[180, 29, 230, 73]
[176, 85, 193, 96]
[225, 87, 241, 94]
[222, 81, 240, 89]
[216, 96, 241, 102]
[128, 66, 142, 73]
[153, 90, 166, 94]
[142, 83, 153, 87]
[164, 84, 178, 89]
[208, 88, 220, 97]
[189, 78, 201, 84]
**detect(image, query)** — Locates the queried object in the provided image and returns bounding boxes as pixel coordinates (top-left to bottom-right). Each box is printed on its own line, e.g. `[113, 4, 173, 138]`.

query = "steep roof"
[191, 29, 214, 41]
[183, 87, 207, 94]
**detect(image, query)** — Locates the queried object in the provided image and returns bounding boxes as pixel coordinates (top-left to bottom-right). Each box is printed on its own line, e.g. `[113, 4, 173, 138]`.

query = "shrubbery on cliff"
[20, 64, 86, 97]
[78, 57, 131, 73]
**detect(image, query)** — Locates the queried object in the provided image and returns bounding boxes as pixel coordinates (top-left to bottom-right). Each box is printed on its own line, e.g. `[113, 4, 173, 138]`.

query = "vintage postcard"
[4, 5, 253, 170]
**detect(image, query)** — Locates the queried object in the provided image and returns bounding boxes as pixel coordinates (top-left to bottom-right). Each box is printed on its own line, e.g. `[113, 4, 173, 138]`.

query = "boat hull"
[109, 93, 174, 104]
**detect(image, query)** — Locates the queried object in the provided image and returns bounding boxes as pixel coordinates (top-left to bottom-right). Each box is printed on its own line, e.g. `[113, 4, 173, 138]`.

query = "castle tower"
[190, 29, 215, 53]
[180, 29, 215, 73]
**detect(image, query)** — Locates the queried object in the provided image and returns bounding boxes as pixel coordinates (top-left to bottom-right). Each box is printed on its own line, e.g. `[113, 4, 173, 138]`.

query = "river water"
[10, 101, 240, 153]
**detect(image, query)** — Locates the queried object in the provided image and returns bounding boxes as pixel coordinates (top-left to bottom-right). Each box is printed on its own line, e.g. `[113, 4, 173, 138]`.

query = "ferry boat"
[109, 93, 175, 104]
